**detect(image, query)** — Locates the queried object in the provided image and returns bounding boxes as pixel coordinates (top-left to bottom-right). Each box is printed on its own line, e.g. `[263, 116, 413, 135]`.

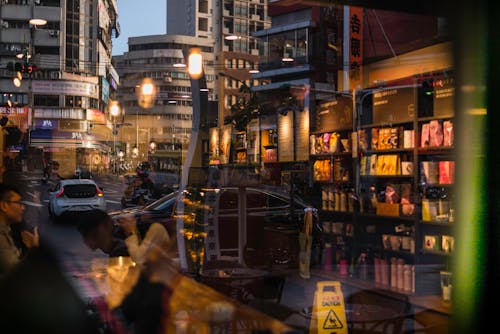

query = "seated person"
[117, 213, 173, 266]
[77, 209, 173, 266]
[77, 209, 129, 257]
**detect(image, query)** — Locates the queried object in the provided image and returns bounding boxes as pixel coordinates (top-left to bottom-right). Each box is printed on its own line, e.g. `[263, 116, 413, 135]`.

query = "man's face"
[83, 220, 113, 254]
[0, 191, 25, 225]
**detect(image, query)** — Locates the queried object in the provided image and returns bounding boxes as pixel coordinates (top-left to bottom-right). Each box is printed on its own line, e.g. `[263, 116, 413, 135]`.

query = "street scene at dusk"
[0, 1, 497, 333]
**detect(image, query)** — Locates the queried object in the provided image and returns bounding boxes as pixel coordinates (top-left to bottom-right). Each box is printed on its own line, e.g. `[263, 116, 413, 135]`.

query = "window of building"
[34, 95, 59, 107]
[198, 17, 208, 32]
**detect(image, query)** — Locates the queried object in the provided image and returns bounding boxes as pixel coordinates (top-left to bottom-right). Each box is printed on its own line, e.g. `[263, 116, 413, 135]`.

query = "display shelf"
[362, 148, 414, 154]
[418, 115, 454, 122]
[420, 249, 453, 257]
[420, 220, 454, 226]
[311, 152, 351, 157]
[417, 147, 454, 155]
[360, 175, 414, 179]
[359, 120, 414, 129]
[356, 213, 416, 222]
[312, 269, 416, 297]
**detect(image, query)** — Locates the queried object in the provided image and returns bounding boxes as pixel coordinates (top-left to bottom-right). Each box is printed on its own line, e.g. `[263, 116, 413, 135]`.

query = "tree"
[224, 83, 301, 131]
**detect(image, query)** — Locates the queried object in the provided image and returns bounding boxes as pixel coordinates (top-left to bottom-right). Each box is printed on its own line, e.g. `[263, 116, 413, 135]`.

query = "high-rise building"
[0, 0, 119, 177]
[114, 34, 216, 173]
[167, 0, 271, 133]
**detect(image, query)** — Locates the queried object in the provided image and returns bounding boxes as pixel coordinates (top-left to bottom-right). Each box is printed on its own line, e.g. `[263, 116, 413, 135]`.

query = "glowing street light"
[188, 48, 203, 79]
[110, 101, 121, 117]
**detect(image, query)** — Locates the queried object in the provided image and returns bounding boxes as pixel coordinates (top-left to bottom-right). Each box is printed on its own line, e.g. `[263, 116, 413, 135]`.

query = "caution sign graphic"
[323, 309, 343, 329]
[309, 281, 347, 334]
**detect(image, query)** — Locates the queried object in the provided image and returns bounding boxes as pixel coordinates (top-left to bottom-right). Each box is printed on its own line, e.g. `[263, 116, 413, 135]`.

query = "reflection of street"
[9, 170, 128, 301]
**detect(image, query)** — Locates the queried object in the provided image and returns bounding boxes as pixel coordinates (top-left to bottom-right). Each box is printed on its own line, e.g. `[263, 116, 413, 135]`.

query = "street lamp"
[109, 100, 121, 174]
[134, 79, 156, 162]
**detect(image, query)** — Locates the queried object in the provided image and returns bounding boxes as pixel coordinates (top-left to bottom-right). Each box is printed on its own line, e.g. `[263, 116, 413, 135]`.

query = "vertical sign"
[349, 7, 363, 90]
[278, 112, 294, 162]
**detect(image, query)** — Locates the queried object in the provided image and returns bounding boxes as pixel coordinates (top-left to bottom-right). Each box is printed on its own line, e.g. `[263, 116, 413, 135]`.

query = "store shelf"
[420, 220, 453, 226]
[311, 152, 351, 157]
[356, 213, 416, 222]
[420, 249, 453, 257]
[418, 115, 454, 122]
[363, 148, 414, 154]
[360, 120, 413, 129]
[417, 146, 454, 155]
[360, 174, 414, 179]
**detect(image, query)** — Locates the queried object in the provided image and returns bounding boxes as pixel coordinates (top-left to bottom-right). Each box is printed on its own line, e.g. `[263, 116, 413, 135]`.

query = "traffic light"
[23, 64, 36, 74]
[6, 62, 37, 74]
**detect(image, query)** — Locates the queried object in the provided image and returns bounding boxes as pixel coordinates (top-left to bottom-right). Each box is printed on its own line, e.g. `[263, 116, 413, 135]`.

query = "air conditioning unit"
[1, 21, 9, 29]
[34, 0, 41, 4]
[49, 30, 59, 37]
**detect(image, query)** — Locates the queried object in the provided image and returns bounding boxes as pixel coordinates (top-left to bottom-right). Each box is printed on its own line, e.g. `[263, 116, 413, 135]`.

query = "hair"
[0, 183, 22, 202]
[77, 209, 112, 238]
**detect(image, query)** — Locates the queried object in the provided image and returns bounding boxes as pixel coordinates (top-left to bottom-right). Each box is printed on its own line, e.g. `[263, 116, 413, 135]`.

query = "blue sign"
[35, 119, 59, 129]
[102, 77, 110, 104]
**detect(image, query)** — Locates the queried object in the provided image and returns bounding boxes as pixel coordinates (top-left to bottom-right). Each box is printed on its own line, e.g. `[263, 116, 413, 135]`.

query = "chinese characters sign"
[349, 7, 363, 89]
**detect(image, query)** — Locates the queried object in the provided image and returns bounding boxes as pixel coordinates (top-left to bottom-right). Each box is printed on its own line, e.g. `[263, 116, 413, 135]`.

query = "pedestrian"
[0, 183, 38, 277]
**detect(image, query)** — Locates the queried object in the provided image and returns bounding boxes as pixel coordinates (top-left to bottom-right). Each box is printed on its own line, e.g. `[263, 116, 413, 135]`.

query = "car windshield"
[143, 191, 178, 211]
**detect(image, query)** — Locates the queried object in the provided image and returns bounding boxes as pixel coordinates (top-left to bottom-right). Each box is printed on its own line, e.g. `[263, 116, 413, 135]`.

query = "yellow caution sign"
[309, 281, 348, 334]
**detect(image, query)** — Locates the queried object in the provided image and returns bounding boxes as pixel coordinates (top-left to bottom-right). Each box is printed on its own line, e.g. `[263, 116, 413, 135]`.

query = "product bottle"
[323, 243, 333, 271]
[358, 252, 368, 280]
[339, 245, 348, 276]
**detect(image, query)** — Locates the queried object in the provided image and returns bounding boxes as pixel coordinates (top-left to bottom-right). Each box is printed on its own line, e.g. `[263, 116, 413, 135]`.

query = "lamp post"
[135, 79, 156, 162]
[109, 100, 121, 174]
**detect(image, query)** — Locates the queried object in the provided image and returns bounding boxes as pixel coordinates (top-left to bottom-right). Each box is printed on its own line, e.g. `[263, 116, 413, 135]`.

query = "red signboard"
[349, 7, 363, 90]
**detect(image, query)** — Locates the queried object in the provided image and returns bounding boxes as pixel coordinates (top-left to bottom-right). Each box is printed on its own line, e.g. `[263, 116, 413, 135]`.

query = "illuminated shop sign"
[32, 80, 99, 99]
[35, 119, 59, 129]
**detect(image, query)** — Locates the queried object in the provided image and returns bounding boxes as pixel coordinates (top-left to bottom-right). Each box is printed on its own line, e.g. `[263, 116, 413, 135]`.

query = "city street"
[11, 170, 129, 301]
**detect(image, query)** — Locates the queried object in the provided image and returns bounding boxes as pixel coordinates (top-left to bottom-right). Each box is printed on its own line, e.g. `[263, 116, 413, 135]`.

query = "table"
[72, 257, 292, 333]
[199, 267, 271, 304]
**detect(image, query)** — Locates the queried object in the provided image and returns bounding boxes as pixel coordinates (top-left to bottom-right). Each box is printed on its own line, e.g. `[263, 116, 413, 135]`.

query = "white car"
[48, 179, 106, 219]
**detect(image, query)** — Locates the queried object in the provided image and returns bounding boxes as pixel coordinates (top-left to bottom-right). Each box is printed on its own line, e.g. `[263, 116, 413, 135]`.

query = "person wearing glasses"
[0, 184, 39, 276]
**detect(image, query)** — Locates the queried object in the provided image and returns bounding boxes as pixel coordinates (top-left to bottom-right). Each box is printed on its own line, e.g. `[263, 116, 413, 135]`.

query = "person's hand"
[120, 215, 138, 237]
[21, 226, 39, 249]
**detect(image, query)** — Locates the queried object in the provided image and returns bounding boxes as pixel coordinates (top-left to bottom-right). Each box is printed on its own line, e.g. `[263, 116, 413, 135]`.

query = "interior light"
[282, 57, 294, 62]
[249, 69, 260, 74]
[225, 35, 241, 40]
[173, 63, 187, 68]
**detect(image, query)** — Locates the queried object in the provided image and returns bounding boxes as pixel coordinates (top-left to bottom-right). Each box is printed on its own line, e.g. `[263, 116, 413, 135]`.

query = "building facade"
[0, 0, 119, 177]
[114, 34, 216, 174]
